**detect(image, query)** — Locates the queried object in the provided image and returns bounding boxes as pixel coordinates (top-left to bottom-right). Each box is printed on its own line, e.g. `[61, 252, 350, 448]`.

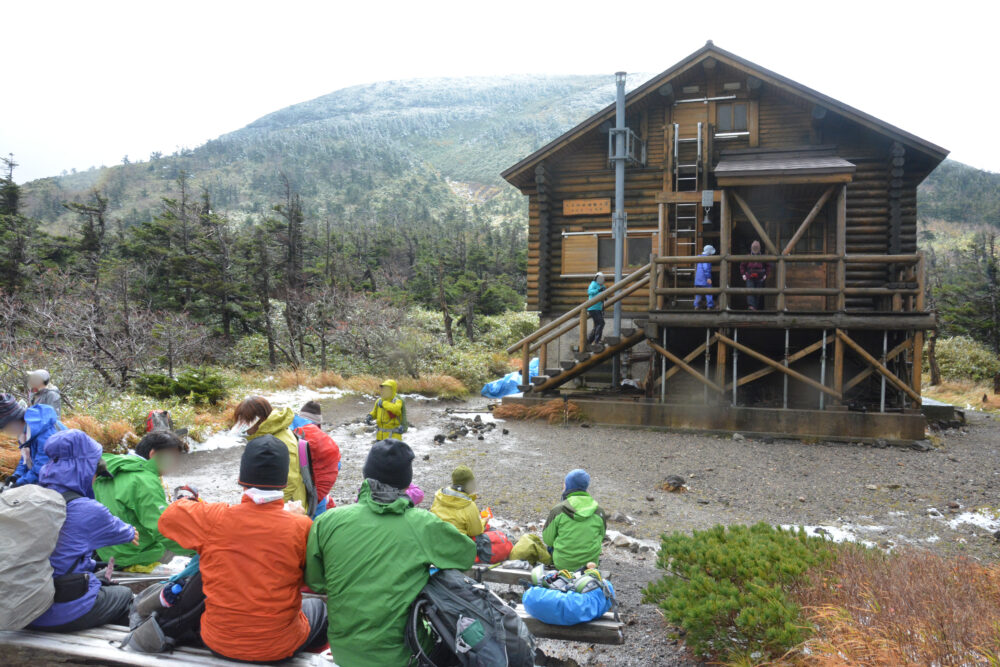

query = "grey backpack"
[0, 485, 69, 629]
[406, 568, 536, 667]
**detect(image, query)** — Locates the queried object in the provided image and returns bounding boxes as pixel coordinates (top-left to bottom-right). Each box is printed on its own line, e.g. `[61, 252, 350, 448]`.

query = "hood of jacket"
[39, 429, 102, 498]
[103, 452, 160, 477]
[560, 491, 599, 520]
[380, 379, 398, 401]
[359, 478, 411, 515]
[24, 403, 60, 441]
[434, 486, 477, 509]
[255, 407, 295, 436]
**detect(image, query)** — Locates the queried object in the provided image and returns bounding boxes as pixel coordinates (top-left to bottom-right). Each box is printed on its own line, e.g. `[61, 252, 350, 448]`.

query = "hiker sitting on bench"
[158, 435, 328, 663]
[93, 431, 195, 572]
[366, 379, 404, 440]
[305, 439, 476, 667]
[430, 465, 484, 539]
[543, 469, 608, 571]
[30, 430, 139, 632]
[233, 396, 308, 508]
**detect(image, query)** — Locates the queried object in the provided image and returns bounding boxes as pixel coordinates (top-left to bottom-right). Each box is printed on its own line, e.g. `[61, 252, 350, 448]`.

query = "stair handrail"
[506, 263, 652, 354]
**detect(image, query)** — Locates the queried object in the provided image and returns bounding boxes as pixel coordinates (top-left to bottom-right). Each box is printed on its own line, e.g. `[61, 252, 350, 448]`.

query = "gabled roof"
[502, 42, 948, 187]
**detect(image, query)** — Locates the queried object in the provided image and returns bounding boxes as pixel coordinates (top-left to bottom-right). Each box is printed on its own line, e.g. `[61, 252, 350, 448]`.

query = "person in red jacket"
[739, 240, 772, 311]
[158, 435, 327, 662]
[291, 401, 341, 515]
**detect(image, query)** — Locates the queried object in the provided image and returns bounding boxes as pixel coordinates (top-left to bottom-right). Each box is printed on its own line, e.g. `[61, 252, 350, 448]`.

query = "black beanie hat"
[239, 435, 289, 489]
[362, 439, 414, 490]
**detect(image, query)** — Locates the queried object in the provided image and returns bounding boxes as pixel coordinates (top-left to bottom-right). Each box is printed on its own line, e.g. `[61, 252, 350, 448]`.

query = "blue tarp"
[522, 580, 616, 626]
[481, 358, 539, 399]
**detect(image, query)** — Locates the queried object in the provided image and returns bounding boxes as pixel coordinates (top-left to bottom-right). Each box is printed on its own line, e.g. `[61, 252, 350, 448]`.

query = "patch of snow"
[190, 429, 245, 452]
[924, 535, 941, 543]
[263, 385, 351, 408]
[947, 509, 1000, 532]
[781, 524, 877, 549]
[450, 412, 504, 424]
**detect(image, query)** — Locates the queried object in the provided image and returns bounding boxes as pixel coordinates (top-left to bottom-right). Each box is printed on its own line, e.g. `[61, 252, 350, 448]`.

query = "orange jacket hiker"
[158, 497, 312, 661]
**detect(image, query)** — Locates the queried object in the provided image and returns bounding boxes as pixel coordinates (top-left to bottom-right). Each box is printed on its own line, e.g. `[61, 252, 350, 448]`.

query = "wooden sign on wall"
[563, 198, 611, 216]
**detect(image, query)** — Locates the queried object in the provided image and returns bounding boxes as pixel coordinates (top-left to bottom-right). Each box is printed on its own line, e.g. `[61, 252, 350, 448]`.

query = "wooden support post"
[648, 255, 657, 313]
[716, 334, 727, 389]
[836, 330, 922, 404]
[782, 185, 836, 255]
[538, 340, 547, 377]
[776, 258, 786, 312]
[836, 185, 847, 311]
[579, 309, 588, 354]
[658, 334, 719, 386]
[719, 191, 730, 311]
[729, 190, 778, 255]
[716, 333, 842, 399]
[834, 329, 844, 398]
[911, 330, 923, 399]
[843, 339, 911, 392]
[648, 340, 724, 393]
[657, 203, 666, 310]
[522, 343, 530, 385]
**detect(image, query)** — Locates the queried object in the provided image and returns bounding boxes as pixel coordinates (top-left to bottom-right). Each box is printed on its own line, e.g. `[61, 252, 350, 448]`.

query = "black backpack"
[123, 572, 205, 652]
[405, 568, 535, 667]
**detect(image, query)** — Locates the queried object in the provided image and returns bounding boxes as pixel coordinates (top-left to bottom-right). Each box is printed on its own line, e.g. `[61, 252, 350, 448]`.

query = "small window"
[598, 235, 654, 270]
[627, 236, 652, 267]
[716, 102, 748, 132]
[598, 238, 615, 269]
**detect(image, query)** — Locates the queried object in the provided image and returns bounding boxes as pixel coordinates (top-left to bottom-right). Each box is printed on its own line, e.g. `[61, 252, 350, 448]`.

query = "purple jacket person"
[30, 430, 137, 631]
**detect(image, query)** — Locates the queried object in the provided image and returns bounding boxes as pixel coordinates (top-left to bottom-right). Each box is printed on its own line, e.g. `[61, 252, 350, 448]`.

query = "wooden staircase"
[507, 263, 655, 395]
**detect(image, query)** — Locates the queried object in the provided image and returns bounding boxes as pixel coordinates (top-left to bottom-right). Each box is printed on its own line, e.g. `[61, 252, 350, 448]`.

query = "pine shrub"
[642, 523, 836, 663]
[135, 367, 228, 405]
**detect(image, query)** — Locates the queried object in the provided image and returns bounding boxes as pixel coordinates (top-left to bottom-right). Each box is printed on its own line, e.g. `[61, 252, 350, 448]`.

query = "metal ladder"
[673, 122, 702, 192]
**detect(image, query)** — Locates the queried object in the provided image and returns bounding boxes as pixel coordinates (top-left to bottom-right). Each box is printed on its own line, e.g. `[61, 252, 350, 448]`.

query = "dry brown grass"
[791, 547, 1000, 666]
[0, 439, 18, 477]
[493, 399, 582, 425]
[923, 378, 1000, 412]
[62, 415, 139, 453]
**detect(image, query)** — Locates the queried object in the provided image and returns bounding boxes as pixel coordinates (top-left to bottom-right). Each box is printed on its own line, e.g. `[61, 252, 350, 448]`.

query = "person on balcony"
[694, 245, 716, 310]
[586, 272, 606, 346]
[740, 240, 771, 311]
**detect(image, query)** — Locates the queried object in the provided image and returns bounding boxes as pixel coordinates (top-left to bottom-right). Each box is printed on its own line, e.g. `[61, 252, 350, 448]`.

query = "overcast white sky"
[3, 0, 995, 182]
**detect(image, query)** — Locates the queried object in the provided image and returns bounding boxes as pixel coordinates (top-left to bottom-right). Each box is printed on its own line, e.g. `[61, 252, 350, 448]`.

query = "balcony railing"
[649, 252, 925, 313]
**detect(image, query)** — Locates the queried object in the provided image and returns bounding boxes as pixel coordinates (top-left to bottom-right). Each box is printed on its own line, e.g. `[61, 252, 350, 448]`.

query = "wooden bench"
[0, 624, 334, 666]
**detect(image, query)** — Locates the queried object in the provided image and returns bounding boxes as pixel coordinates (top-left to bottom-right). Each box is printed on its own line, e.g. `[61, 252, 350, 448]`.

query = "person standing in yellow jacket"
[233, 397, 307, 506]
[367, 379, 404, 441]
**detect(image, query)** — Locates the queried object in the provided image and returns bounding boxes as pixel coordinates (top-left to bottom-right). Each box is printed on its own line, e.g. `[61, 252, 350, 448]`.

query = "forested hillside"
[4, 72, 1000, 398]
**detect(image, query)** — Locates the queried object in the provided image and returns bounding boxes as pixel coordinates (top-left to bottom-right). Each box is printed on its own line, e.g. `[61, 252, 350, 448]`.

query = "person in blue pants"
[694, 245, 716, 310]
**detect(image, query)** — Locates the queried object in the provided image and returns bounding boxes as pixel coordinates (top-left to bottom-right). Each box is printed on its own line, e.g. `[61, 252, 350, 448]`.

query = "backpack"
[0, 485, 80, 630]
[124, 571, 205, 653]
[474, 530, 514, 565]
[405, 568, 535, 667]
[145, 409, 187, 437]
[522, 565, 616, 626]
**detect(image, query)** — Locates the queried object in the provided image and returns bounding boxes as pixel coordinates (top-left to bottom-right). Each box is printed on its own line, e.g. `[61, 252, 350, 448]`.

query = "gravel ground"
[164, 393, 1000, 666]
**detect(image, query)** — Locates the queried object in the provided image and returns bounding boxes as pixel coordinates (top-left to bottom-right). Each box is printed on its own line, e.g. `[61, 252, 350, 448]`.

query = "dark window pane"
[734, 103, 748, 131]
[627, 236, 652, 266]
[598, 237, 615, 269]
[717, 104, 732, 132]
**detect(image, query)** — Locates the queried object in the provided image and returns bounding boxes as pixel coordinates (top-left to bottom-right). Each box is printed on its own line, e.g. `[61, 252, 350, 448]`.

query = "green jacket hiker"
[542, 469, 607, 571]
[94, 449, 193, 569]
[305, 441, 476, 667]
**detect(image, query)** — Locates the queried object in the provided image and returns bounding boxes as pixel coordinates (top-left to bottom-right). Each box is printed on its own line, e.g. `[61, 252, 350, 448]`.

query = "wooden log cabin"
[502, 42, 947, 443]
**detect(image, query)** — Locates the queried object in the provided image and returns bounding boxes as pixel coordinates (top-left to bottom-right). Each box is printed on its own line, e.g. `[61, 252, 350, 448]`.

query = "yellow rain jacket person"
[430, 465, 484, 539]
[368, 379, 404, 440]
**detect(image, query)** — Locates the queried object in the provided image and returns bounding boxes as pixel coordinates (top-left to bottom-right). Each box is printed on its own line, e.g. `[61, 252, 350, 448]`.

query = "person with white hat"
[694, 245, 717, 310]
[27, 369, 61, 416]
